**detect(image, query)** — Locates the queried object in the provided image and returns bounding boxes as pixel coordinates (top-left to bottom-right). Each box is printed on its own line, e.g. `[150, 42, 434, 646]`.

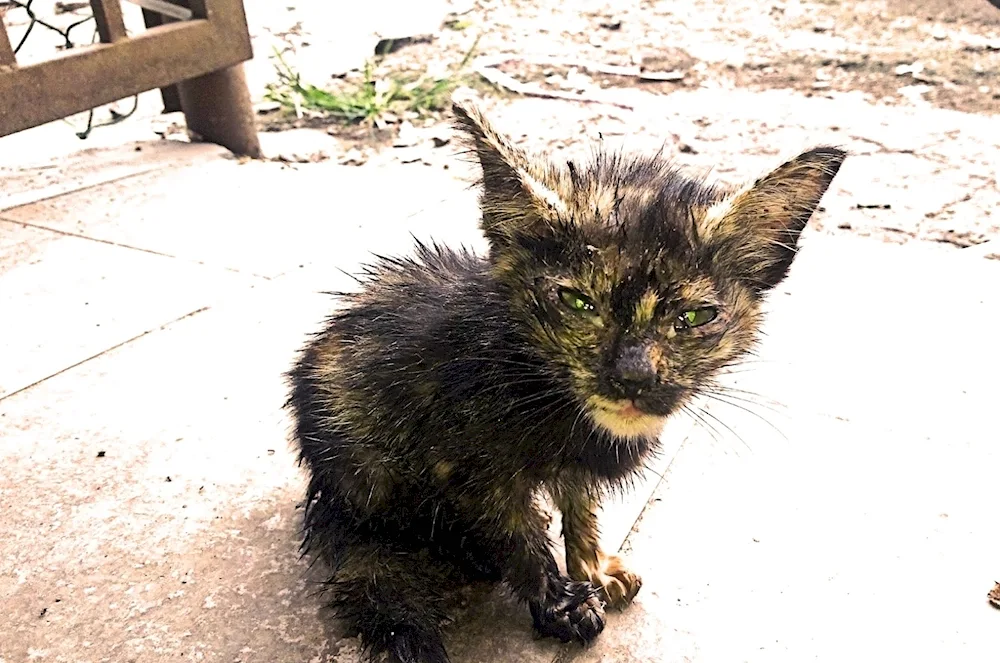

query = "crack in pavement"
[0, 217, 276, 281]
[0, 306, 211, 404]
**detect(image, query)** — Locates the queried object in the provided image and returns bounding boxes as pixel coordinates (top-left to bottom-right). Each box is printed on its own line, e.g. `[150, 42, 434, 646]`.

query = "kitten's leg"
[552, 484, 642, 609]
[478, 498, 606, 644]
[326, 543, 458, 663]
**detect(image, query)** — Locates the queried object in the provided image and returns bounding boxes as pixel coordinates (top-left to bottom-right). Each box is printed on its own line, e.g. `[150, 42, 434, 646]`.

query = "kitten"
[285, 101, 845, 663]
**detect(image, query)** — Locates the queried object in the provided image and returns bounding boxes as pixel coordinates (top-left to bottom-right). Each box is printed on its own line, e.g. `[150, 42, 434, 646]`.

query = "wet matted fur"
[285, 101, 845, 663]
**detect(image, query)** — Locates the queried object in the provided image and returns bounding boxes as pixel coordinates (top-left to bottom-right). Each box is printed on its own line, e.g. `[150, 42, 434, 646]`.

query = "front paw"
[593, 554, 642, 609]
[569, 552, 642, 610]
[530, 580, 605, 644]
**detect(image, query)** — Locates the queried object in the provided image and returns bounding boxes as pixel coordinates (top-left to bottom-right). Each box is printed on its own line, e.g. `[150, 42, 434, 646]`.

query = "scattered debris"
[392, 121, 419, 148]
[961, 37, 1000, 53]
[53, 1, 88, 12]
[254, 101, 282, 115]
[396, 148, 424, 164]
[931, 232, 991, 249]
[638, 69, 685, 82]
[276, 150, 329, 164]
[260, 128, 337, 163]
[374, 35, 435, 56]
[894, 62, 925, 77]
[96, 451, 105, 458]
[338, 148, 368, 166]
[635, 50, 695, 79]
[473, 56, 636, 109]
[813, 19, 835, 33]
[897, 84, 933, 103]
[151, 112, 189, 141]
[965, 239, 1000, 260]
[243, 0, 996, 252]
[471, 54, 688, 109]
[443, 18, 473, 31]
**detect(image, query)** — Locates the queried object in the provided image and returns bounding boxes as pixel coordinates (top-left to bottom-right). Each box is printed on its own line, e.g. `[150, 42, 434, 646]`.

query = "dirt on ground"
[245, 0, 999, 249]
[263, 0, 1000, 122]
[2, 0, 998, 248]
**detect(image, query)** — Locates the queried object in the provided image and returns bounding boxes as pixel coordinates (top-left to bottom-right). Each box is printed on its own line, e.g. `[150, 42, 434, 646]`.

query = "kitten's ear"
[701, 147, 846, 294]
[452, 101, 568, 247]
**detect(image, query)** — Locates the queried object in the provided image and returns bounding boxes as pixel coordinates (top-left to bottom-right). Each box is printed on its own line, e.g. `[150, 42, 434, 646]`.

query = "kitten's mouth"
[585, 395, 666, 440]
[613, 401, 644, 420]
[591, 396, 649, 419]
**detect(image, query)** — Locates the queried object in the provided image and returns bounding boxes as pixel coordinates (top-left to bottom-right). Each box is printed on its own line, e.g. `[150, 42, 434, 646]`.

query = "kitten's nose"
[611, 344, 657, 398]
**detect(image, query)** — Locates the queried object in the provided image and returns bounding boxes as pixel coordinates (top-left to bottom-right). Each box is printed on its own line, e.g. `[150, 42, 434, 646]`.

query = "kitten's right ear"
[452, 101, 568, 247]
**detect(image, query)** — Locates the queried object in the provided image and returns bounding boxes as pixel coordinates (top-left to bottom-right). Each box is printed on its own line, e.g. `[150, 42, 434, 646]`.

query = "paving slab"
[0, 282, 335, 663]
[0, 141, 230, 213]
[1, 157, 479, 280]
[576, 234, 1000, 663]
[0, 219, 256, 400]
[723, 232, 1000, 437]
[578, 411, 999, 663]
[0, 220, 60, 278]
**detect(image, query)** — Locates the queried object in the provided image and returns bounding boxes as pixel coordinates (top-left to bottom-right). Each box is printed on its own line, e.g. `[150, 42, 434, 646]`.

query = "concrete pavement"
[1, 138, 997, 663]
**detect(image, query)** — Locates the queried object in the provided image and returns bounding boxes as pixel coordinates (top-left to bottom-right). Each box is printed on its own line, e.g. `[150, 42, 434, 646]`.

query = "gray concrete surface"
[1, 139, 998, 663]
[577, 235, 1000, 662]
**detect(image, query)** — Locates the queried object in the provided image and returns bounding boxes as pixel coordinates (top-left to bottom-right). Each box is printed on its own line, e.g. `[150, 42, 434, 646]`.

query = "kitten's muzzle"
[608, 342, 658, 399]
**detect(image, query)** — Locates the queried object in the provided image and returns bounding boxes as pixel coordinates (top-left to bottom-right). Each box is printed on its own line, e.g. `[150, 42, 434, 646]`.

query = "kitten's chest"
[563, 423, 655, 484]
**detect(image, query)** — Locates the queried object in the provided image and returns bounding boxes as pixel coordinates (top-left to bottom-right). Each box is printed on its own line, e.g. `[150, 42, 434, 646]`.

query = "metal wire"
[5, 0, 140, 138]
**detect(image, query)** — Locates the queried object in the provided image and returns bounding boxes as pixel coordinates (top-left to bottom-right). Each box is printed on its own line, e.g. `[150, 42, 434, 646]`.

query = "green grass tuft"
[265, 37, 481, 126]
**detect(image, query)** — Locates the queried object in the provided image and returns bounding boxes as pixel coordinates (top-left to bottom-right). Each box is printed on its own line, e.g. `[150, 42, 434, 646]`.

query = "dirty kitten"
[285, 101, 845, 663]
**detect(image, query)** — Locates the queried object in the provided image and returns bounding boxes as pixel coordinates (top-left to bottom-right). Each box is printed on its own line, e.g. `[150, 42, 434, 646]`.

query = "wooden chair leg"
[177, 63, 262, 158]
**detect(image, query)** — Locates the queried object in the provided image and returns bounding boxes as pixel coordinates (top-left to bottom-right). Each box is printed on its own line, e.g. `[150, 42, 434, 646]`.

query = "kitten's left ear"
[701, 147, 846, 294]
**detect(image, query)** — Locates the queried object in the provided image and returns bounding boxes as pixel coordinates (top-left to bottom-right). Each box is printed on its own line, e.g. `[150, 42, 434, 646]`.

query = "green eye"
[677, 306, 718, 329]
[558, 288, 598, 315]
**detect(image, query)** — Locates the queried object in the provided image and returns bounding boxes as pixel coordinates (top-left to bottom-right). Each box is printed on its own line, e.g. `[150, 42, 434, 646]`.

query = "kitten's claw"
[530, 580, 606, 644]
[570, 552, 642, 610]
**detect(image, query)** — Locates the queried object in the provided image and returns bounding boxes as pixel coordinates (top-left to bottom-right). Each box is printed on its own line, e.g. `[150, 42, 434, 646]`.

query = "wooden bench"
[0, 0, 261, 157]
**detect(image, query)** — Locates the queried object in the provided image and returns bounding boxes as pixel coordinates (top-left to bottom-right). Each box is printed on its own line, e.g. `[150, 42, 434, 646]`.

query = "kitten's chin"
[586, 396, 667, 441]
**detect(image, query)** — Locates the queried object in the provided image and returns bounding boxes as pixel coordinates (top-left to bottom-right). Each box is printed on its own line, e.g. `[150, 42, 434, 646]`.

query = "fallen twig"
[472, 55, 637, 110]
[483, 54, 684, 81]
